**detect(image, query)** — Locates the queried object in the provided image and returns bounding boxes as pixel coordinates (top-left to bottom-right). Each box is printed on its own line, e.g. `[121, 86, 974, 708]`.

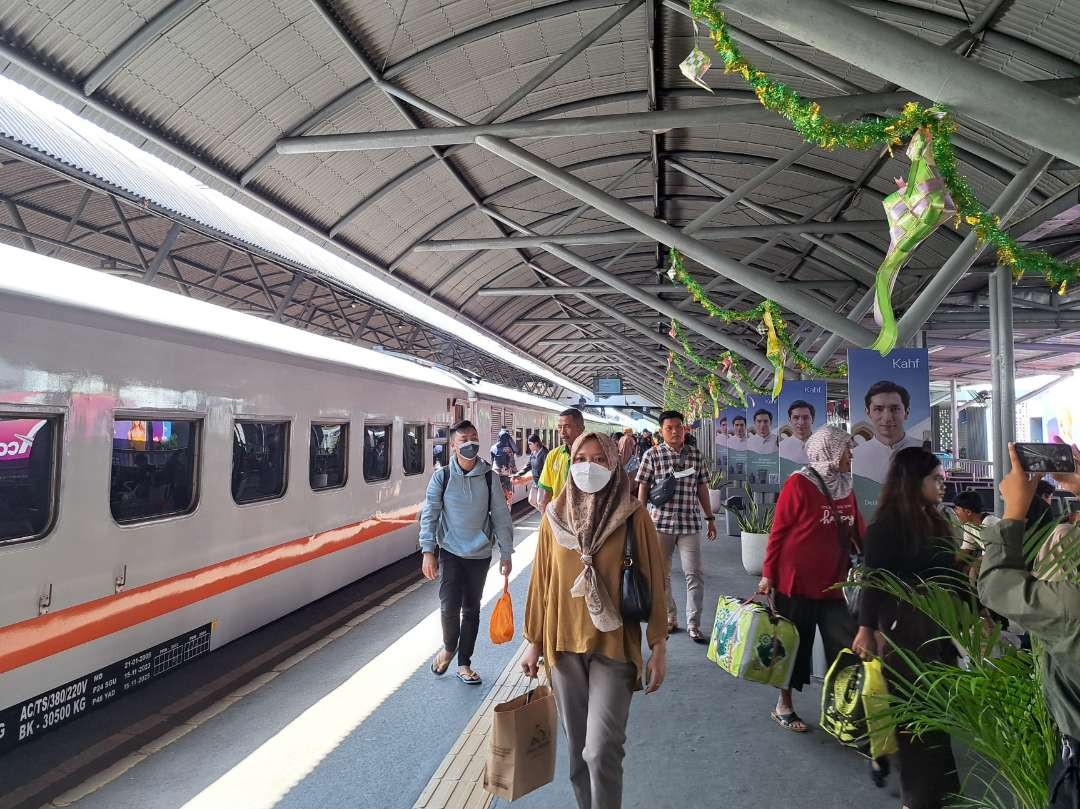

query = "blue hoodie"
[418, 456, 514, 560]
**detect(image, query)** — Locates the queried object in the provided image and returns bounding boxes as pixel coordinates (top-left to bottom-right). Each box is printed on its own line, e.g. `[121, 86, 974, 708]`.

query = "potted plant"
[722, 486, 774, 575]
[707, 470, 725, 513]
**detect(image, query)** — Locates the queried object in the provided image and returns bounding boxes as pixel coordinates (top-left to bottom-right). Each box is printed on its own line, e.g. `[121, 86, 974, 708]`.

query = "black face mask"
[457, 442, 479, 460]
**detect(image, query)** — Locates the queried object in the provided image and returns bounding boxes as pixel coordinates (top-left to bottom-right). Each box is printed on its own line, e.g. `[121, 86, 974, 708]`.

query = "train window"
[403, 423, 425, 476]
[310, 423, 348, 491]
[0, 415, 60, 543]
[111, 418, 199, 523]
[431, 425, 449, 469]
[364, 424, 392, 482]
[232, 421, 289, 504]
[515, 428, 524, 455]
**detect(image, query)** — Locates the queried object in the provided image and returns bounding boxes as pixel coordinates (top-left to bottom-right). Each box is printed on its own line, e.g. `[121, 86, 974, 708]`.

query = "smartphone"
[1014, 442, 1075, 474]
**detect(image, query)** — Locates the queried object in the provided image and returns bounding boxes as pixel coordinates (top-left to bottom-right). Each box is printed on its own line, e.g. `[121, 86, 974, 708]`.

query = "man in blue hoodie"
[420, 419, 514, 686]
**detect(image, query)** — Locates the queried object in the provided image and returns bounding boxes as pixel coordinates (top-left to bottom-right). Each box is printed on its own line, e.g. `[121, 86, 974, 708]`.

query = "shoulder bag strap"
[806, 468, 852, 558]
[624, 512, 636, 567]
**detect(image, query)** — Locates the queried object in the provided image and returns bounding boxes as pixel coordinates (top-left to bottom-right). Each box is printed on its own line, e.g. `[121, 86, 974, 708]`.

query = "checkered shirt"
[635, 442, 708, 534]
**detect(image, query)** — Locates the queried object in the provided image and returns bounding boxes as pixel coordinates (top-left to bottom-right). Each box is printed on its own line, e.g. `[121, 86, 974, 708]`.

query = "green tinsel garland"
[667, 249, 848, 380]
[687, 1, 1080, 292]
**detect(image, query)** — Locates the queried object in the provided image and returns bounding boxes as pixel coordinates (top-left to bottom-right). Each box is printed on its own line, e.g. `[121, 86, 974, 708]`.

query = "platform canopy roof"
[0, 0, 1078, 401]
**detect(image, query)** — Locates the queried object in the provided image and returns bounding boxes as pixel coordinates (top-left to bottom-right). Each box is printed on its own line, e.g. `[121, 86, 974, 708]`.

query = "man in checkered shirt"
[635, 410, 718, 643]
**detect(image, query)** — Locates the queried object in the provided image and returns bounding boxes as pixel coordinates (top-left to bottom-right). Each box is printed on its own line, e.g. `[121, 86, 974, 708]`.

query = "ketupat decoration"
[684, 1, 1080, 301]
[679, 46, 714, 92]
[761, 305, 785, 399]
[871, 127, 956, 355]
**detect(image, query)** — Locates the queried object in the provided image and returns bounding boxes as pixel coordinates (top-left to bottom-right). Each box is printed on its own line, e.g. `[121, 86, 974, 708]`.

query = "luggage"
[483, 682, 557, 801]
[706, 594, 800, 688]
[820, 649, 898, 759]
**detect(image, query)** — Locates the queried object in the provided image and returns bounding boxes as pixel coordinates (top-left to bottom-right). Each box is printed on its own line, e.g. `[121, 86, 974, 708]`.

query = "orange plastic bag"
[490, 576, 514, 644]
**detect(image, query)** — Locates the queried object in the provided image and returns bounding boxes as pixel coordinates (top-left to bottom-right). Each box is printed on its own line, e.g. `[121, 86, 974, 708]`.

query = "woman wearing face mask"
[853, 447, 964, 807]
[522, 432, 667, 809]
[758, 426, 864, 734]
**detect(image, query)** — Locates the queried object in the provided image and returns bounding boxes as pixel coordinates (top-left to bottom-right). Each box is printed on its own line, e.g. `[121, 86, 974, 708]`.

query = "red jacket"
[763, 474, 865, 600]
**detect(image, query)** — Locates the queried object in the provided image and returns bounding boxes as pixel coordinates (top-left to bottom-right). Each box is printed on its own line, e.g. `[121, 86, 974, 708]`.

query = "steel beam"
[82, 0, 205, 96]
[477, 280, 857, 296]
[277, 92, 919, 153]
[721, 0, 1080, 167]
[931, 337, 1080, 354]
[144, 221, 182, 282]
[895, 151, 1055, 342]
[478, 136, 876, 346]
[418, 219, 884, 251]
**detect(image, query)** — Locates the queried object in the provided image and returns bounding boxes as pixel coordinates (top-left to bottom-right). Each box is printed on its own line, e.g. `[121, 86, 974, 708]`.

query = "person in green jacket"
[979, 443, 1080, 808]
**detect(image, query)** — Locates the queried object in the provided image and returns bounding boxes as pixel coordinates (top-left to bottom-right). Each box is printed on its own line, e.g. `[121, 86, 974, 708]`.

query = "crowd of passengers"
[418, 407, 1079, 809]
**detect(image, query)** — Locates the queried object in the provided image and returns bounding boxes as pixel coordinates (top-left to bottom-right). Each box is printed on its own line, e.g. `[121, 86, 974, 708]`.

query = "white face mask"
[570, 461, 612, 494]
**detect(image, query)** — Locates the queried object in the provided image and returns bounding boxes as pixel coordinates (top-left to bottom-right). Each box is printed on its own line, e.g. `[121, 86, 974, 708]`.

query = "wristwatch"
[705, 515, 716, 522]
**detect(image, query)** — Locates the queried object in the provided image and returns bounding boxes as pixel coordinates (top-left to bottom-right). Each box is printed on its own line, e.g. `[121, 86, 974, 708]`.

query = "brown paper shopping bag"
[483, 682, 557, 801]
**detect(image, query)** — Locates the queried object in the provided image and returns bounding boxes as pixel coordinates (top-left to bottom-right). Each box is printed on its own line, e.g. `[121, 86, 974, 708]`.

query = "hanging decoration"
[684, 1, 1080, 300]
[679, 46, 714, 92]
[666, 249, 847, 387]
[871, 127, 956, 355]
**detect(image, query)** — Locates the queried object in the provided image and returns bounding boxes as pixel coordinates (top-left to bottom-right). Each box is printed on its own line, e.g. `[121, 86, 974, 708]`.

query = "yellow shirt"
[524, 508, 668, 687]
[537, 444, 571, 498]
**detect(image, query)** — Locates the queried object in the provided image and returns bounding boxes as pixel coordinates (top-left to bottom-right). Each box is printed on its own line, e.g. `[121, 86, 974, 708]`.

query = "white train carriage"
[0, 249, 618, 752]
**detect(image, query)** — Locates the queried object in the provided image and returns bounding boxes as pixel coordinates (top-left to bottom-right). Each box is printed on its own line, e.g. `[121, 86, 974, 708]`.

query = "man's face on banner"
[866, 392, 908, 444]
[717, 418, 728, 437]
[733, 418, 747, 439]
[754, 413, 772, 438]
[789, 407, 813, 441]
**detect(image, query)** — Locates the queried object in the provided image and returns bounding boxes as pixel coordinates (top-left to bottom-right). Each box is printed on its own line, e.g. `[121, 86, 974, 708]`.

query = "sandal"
[771, 710, 810, 733]
[869, 757, 890, 788]
[430, 650, 451, 676]
[667, 621, 680, 634]
[687, 626, 708, 644]
[457, 669, 483, 686]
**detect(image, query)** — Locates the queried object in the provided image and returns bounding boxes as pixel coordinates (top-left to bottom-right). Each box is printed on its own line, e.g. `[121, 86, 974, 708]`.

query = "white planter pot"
[741, 531, 769, 576]
[708, 489, 723, 513]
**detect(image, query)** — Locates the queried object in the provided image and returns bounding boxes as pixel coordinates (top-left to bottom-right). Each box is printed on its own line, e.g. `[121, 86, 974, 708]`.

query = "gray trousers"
[657, 531, 704, 628]
[550, 653, 637, 809]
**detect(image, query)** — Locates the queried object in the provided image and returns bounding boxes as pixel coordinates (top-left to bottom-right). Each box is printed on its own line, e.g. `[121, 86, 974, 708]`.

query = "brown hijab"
[545, 431, 641, 632]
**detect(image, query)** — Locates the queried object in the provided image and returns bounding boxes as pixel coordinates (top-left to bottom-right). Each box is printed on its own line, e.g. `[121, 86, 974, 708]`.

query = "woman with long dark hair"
[852, 446, 962, 809]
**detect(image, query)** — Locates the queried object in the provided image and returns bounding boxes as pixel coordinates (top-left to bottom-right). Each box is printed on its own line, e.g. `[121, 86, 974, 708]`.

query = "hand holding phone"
[1014, 442, 1076, 474]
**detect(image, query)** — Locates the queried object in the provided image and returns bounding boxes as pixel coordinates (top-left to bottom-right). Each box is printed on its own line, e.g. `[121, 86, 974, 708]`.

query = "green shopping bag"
[707, 594, 800, 689]
[820, 649, 898, 759]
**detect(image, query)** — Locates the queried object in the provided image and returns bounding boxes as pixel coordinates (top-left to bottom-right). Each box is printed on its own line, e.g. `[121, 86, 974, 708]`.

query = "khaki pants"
[657, 531, 704, 629]
[550, 653, 637, 809]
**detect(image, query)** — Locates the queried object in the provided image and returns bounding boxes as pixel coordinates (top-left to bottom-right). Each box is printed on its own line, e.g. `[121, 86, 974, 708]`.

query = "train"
[0, 245, 627, 753]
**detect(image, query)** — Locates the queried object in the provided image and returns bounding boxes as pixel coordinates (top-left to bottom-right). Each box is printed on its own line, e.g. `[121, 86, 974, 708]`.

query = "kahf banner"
[722, 405, 747, 482]
[745, 395, 779, 486]
[714, 412, 730, 473]
[848, 348, 931, 519]
[778, 381, 829, 481]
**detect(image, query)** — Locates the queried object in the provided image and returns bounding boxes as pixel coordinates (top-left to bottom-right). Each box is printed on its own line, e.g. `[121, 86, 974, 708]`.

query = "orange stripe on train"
[0, 509, 420, 675]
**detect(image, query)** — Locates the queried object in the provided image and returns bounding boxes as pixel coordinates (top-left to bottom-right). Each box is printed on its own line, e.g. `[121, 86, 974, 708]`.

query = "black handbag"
[621, 515, 652, 622]
[647, 474, 676, 508]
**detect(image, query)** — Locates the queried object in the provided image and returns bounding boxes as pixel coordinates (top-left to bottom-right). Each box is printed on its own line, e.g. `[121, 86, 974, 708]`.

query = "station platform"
[3, 510, 900, 809]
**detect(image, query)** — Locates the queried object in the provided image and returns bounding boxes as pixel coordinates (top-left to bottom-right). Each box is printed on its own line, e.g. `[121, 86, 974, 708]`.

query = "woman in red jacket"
[758, 426, 864, 733]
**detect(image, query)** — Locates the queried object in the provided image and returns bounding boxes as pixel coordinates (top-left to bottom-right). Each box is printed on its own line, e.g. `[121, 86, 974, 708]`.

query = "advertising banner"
[745, 395, 779, 486]
[778, 381, 829, 481]
[722, 405, 747, 483]
[714, 411, 730, 473]
[848, 348, 931, 519]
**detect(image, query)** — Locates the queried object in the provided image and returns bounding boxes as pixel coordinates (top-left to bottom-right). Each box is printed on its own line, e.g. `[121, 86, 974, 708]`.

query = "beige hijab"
[545, 431, 641, 632]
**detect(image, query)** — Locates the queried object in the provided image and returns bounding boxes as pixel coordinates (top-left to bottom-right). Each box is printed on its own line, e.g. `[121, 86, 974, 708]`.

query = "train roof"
[0, 243, 600, 418]
[0, 75, 588, 396]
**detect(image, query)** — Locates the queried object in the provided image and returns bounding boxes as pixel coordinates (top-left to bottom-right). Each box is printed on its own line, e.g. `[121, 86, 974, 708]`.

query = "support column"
[950, 378, 959, 458]
[989, 265, 1016, 498]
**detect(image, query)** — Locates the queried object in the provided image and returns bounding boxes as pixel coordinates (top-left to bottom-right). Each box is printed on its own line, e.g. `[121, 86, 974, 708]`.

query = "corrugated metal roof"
[0, 0, 1076, 394]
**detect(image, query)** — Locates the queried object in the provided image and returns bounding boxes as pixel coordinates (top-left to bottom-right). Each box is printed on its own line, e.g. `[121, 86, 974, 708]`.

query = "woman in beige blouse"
[522, 431, 668, 809]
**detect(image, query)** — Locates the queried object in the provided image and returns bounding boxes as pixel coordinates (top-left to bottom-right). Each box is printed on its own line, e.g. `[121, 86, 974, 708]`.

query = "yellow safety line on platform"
[413, 640, 549, 809]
